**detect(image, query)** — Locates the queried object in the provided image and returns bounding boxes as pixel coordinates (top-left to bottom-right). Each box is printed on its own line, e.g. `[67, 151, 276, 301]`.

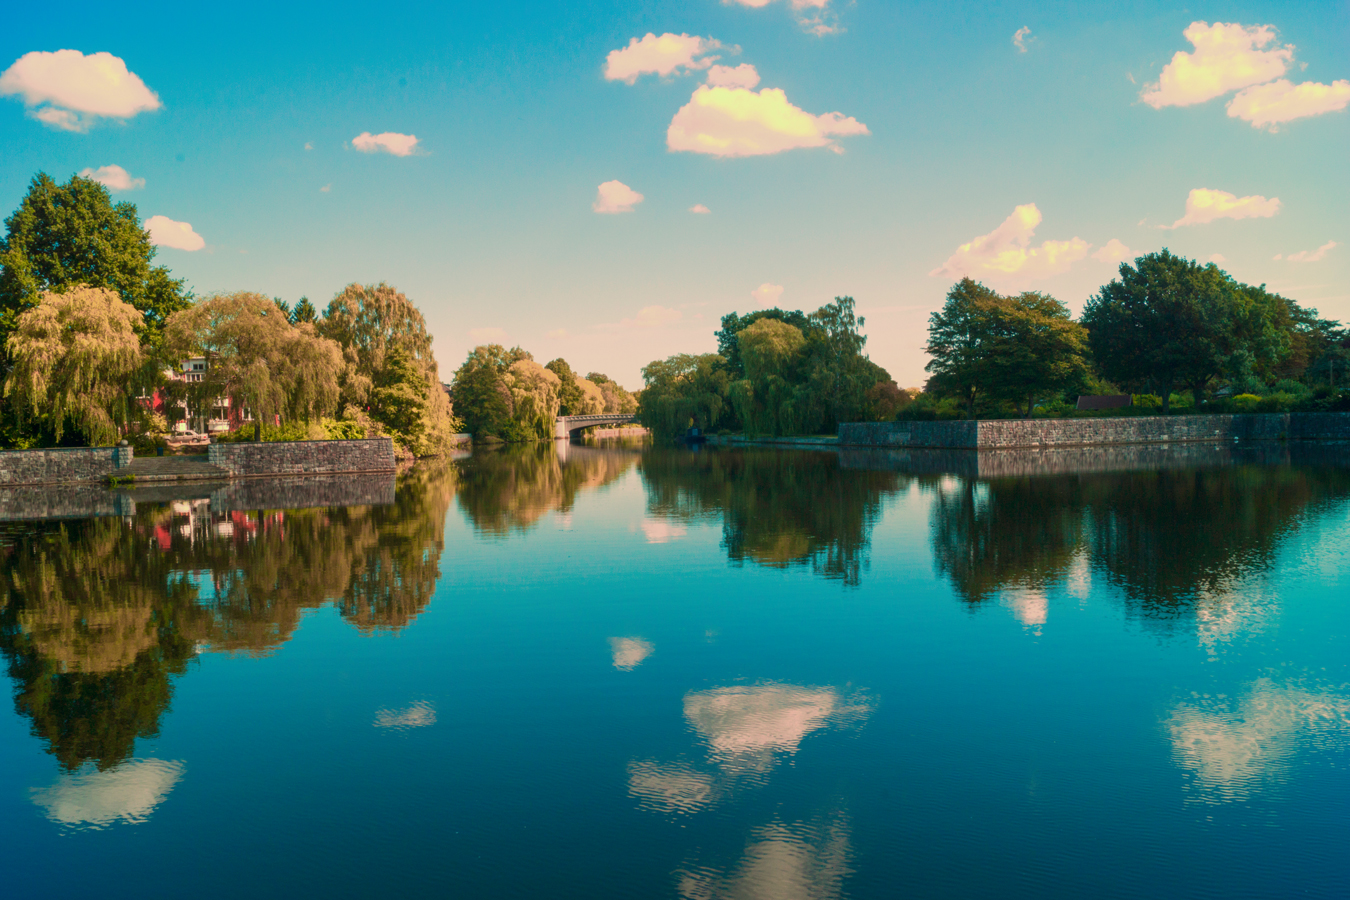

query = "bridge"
[555, 414, 638, 440]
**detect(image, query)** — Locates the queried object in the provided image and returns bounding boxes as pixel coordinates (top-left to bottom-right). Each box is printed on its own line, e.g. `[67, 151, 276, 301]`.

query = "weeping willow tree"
[504, 358, 562, 439]
[162, 291, 343, 432]
[3, 285, 149, 445]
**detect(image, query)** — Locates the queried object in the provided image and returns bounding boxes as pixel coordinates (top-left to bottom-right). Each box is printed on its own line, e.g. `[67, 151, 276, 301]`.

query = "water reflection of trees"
[455, 443, 639, 535]
[640, 450, 903, 586]
[928, 464, 1350, 626]
[0, 465, 455, 771]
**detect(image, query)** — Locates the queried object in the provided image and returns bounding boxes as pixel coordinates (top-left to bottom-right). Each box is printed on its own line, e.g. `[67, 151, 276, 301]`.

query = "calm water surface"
[1, 443, 1347, 898]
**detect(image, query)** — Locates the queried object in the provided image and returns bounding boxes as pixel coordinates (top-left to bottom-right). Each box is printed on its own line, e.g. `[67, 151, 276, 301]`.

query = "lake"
[1, 442, 1347, 899]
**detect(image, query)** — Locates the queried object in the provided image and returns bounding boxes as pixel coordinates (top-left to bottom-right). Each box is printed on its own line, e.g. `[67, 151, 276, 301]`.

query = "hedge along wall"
[838, 413, 1350, 449]
[207, 438, 396, 477]
[0, 446, 132, 485]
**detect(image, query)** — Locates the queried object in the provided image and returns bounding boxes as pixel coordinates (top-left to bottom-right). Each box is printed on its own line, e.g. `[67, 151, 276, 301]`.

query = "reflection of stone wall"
[210, 474, 395, 511]
[0, 447, 126, 486]
[208, 439, 396, 477]
[0, 484, 135, 521]
[840, 412, 1350, 449]
[840, 442, 1293, 478]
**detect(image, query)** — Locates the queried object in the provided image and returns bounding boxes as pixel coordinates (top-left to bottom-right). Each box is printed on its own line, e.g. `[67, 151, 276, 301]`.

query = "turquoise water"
[1, 443, 1347, 898]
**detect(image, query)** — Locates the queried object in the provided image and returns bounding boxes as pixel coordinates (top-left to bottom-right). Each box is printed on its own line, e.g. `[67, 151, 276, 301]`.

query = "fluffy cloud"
[79, 164, 143, 192]
[706, 63, 760, 89]
[667, 85, 868, 157]
[144, 216, 205, 251]
[1163, 188, 1281, 229]
[1013, 27, 1032, 53]
[1091, 238, 1131, 263]
[1141, 21, 1292, 109]
[351, 132, 419, 156]
[724, 0, 841, 36]
[689, 203, 711, 214]
[593, 180, 643, 214]
[469, 327, 508, 343]
[1275, 240, 1337, 262]
[620, 305, 681, 328]
[751, 283, 784, 306]
[0, 50, 161, 131]
[604, 33, 721, 84]
[1227, 78, 1350, 130]
[1208, 253, 1228, 264]
[929, 204, 1090, 281]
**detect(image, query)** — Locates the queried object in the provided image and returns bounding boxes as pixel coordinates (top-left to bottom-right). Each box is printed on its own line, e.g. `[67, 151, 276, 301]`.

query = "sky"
[1, 1, 1347, 389]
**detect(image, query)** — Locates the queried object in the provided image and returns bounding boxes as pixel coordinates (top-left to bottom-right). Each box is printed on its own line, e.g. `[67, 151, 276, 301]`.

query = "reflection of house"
[146, 357, 254, 434]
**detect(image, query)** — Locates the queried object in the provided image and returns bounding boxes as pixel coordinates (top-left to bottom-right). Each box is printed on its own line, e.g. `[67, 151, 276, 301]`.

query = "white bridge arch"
[554, 414, 637, 440]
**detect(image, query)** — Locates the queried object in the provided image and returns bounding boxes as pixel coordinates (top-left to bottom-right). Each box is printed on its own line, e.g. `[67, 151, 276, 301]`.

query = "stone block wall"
[839, 413, 1350, 449]
[0, 447, 124, 485]
[208, 438, 396, 477]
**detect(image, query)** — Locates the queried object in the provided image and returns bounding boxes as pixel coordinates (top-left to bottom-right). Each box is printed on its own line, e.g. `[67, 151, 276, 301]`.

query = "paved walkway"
[115, 455, 230, 482]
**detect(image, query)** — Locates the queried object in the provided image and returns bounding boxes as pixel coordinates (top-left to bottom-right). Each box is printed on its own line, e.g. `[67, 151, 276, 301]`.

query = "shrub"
[1232, 393, 1261, 412]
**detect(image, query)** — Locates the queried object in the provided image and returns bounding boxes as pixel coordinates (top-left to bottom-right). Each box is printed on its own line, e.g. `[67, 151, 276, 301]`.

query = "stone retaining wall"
[0, 446, 130, 485]
[839, 413, 1350, 449]
[208, 438, 396, 477]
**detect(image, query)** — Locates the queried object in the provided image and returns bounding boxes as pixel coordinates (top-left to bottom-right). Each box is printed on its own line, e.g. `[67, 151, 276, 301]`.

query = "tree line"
[0, 172, 458, 454]
[920, 250, 1350, 419]
[638, 296, 906, 440]
[451, 345, 636, 441]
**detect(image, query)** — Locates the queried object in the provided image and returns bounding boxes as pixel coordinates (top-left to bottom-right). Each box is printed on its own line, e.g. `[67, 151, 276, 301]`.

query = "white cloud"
[373, 701, 436, 730]
[667, 85, 869, 157]
[621, 305, 681, 328]
[610, 636, 654, 670]
[641, 519, 687, 543]
[1208, 253, 1228, 264]
[1013, 27, 1033, 53]
[706, 63, 760, 90]
[30, 759, 183, 830]
[751, 283, 784, 307]
[304, 141, 313, 150]
[546, 327, 569, 339]
[144, 215, 205, 251]
[1276, 240, 1338, 263]
[1163, 188, 1281, 229]
[351, 131, 419, 156]
[603, 33, 721, 84]
[1141, 22, 1293, 109]
[78, 164, 143, 192]
[724, 0, 841, 36]
[469, 327, 508, 343]
[1091, 238, 1131, 263]
[689, 203, 711, 214]
[593, 180, 644, 214]
[929, 204, 1090, 281]
[1227, 78, 1350, 130]
[319, 183, 331, 193]
[0, 50, 161, 132]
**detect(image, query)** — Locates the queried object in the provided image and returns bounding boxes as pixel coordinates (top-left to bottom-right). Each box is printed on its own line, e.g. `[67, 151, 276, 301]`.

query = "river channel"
[1, 442, 1347, 898]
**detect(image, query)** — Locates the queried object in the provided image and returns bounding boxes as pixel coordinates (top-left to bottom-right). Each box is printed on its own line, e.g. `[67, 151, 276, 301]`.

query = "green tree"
[319, 282, 459, 454]
[923, 278, 1002, 417]
[369, 346, 431, 443]
[504, 358, 562, 440]
[732, 318, 808, 436]
[638, 353, 732, 439]
[452, 344, 529, 440]
[586, 372, 637, 414]
[162, 292, 343, 434]
[4, 286, 149, 445]
[1081, 250, 1239, 413]
[985, 291, 1092, 417]
[0, 173, 190, 353]
[291, 296, 318, 325]
[716, 308, 818, 378]
[803, 296, 880, 428]
[545, 358, 586, 415]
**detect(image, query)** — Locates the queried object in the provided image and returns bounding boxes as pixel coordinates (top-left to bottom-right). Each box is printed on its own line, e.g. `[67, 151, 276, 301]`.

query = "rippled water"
[2, 442, 1347, 898]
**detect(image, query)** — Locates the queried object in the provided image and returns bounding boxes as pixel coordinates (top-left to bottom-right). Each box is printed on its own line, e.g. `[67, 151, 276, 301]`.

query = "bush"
[215, 417, 367, 443]
[1232, 393, 1261, 412]
[1133, 394, 1163, 409]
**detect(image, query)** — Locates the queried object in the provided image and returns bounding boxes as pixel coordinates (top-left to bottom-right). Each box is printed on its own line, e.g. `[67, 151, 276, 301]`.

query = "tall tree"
[1081, 250, 1239, 412]
[638, 353, 732, 439]
[4, 286, 148, 445]
[924, 278, 1003, 417]
[291, 296, 318, 325]
[319, 282, 459, 453]
[0, 173, 190, 353]
[545, 358, 585, 415]
[451, 344, 528, 440]
[162, 292, 343, 433]
[983, 291, 1092, 417]
[716, 308, 818, 379]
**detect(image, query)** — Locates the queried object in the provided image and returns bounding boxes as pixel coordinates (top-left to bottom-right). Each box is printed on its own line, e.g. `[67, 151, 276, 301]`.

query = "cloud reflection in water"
[30, 758, 184, 830]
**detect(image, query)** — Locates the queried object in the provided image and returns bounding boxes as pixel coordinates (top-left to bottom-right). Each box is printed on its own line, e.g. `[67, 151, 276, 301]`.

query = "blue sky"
[2, 1, 1347, 387]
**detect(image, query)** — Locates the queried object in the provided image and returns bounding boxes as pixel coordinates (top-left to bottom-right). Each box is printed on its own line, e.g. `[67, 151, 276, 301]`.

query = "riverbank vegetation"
[0, 172, 459, 455]
[450, 344, 635, 442]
